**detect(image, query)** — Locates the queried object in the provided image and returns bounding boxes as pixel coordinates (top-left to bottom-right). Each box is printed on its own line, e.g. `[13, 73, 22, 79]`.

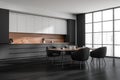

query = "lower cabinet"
[9, 44, 68, 59]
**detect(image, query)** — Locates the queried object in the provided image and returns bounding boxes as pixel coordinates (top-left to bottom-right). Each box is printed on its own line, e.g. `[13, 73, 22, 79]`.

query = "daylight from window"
[85, 8, 120, 57]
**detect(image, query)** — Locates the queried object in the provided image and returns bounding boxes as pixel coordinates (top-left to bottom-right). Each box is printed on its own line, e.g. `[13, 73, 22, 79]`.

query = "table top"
[48, 47, 95, 51]
[48, 47, 81, 51]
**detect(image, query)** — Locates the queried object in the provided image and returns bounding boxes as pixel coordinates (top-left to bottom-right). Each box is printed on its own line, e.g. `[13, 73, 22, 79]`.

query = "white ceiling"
[1, 0, 120, 14]
[0, 0, 120, 14]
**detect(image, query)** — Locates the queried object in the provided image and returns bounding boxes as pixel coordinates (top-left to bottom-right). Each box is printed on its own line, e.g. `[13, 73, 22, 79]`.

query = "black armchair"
[71, 47, 90, 69]
[46, 46, 60, 57]
[90, 47, 107, 65]
[46, 46, 60, 64]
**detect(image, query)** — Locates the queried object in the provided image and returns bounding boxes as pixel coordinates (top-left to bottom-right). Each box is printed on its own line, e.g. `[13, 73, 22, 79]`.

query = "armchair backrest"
[71, 47, 90, 61]
[46, 46, 60, 57]
[90, 47, 107, 58]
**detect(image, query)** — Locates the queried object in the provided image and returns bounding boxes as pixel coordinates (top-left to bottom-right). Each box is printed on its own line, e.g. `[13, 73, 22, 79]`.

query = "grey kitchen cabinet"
[9, 43, 68, 59]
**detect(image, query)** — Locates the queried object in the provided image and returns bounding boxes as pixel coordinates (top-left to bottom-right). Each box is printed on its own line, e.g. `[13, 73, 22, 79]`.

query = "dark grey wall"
[66, 19, 75, 45]
[0, 9, 9, 43]
[0, 44, 9, 60]
[76, 14, 85, 47]
[0, 9, 9, 60]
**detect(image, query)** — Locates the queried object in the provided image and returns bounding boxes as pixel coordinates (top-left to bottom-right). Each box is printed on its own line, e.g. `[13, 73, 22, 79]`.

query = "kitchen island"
[9, 43, 68, 60]
[0, 43, 68, 65]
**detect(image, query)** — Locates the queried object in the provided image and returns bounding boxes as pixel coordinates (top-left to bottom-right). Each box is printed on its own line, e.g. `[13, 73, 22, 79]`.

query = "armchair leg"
[79, 61, 81, 69]
[98, 58, 101, 68]
[103, 58, 106, 65]
[91, 58, 94, 65]
[86, 61, 89, 70]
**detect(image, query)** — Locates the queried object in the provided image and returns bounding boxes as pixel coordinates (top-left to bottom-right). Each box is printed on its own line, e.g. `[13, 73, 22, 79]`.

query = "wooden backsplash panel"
[9, 32, 66, 44]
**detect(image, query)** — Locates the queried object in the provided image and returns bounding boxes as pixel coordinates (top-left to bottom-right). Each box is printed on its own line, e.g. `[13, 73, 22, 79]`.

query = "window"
[103, 45, 113, 56]
[93, 45, 102, 48]
[85, 13, 92, 23]
[115, 32, 120, 44]
[114, 8, 120, 19]
[103, 21, 113, 32]
[85, 33, 92, 44]
[85, 13, 93, 48]
[114, 20, 120, 31]
[103, 9, 113, 21]
[93, 33, 102, 44]
[85, 9, 114, 57]
[93, 23, 102, 32]
[103, 32, 113, 44]
[85, 23, 92, 32]
[115, 46, 120, 57]
[85, 7, 120, 57]
[93, 11, 102, 22]
[114, 8, 120, 57]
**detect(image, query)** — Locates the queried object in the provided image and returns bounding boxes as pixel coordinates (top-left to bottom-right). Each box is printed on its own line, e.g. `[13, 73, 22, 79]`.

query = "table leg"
[61, 51, 64, 68]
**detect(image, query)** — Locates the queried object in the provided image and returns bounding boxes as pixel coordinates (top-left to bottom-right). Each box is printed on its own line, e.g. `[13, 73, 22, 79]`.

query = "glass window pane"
[103, 9, 113, 21]
[85, 44, 92, 48]
[103, 32, 113, 44]
[93, 22, 102, 32]
[93, 33, 102, 44]
[93, 45, 102, 48]
[85, 23, 92, 32]
[115, 45, 120, 57]
[114, 20, 120, 31]
[103, 21, 113, 31]
[114, 8, 120, 19]
[115, 32, 120, 44]
[85, 33, 92, 44]
[93, 11, 102, 22]
[103, 45, 113, 56]
[85, 13, 92, 23]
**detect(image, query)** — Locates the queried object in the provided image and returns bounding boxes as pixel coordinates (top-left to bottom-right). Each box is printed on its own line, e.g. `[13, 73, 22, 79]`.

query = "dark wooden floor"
[0, 57, 120, 80]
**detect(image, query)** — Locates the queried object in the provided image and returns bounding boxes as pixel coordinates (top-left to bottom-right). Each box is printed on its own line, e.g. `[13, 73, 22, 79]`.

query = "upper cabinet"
[34, 16, 43, 33]
[42, 17, 49, 33]
[9, 12, 17, 32]
[17, 13, 26, 33]
[26, 14, 35, 33]
[9, 12, 67, 35]
[55, 19, 67, 34]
